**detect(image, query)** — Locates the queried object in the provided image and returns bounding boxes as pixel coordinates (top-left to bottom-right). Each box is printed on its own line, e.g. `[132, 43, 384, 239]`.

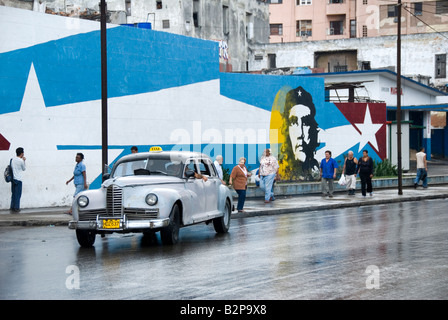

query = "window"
[268, 54, 276, 69]
[296, 20, 312, 37]
[435, 54, 446, 79]
[162, 20, 170, 28]
[297, 0, 311, 5]
[387, 5, 398, 18]
[329, 0, 343, 3]
[362, 25, 367, 37]
[334, 65, 347, 72]
[436, 1, 448, 14]
[270, 24, 283, 36]
[223, 5, 229, 35]
[414, 2, 422, 16]
[329, 21, 344, 35]
[156, 1, 162, 9]
[350, 19, 356, 38]
[363, 0, 368, 5]
[193, 0, 200, 28]
[268, 0, 283, 3]
[125, 0, 131, 16]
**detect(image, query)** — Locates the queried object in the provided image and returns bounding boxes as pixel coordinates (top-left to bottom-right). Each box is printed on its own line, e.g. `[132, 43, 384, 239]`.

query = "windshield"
[111, 157, 185, 178]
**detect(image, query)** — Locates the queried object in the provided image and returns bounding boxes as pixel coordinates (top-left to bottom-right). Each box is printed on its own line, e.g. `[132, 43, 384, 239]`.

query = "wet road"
[1, 199, 448, 300]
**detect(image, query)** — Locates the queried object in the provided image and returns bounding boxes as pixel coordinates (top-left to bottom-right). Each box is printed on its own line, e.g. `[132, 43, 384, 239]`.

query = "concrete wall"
[0, 6, 386, 209]
[250, 32, 448, 88]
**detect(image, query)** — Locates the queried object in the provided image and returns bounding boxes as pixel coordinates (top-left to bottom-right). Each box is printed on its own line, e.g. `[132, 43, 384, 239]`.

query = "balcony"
[326, 0, 348, 16]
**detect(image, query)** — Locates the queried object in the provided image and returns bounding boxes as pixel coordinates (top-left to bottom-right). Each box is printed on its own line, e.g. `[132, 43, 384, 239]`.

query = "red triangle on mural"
[0, 134, 11, 151]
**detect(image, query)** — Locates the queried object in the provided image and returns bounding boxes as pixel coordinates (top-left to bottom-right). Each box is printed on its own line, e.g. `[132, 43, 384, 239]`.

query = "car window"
[112, 157, 185, 178]
[198, 159, 216, 177]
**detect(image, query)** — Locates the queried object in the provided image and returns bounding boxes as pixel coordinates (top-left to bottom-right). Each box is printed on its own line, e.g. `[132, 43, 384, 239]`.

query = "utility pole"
[396, 0, 403, 195]
[100, 0, 108, 176]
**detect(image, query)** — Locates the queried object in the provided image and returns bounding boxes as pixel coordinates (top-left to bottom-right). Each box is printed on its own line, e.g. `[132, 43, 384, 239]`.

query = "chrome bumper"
[68, 217, 170, 231]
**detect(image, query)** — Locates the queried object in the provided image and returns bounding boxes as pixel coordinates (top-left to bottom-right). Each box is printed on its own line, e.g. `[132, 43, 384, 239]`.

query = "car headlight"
[145, 193, 158, 206]
[77, 195, 89, 208]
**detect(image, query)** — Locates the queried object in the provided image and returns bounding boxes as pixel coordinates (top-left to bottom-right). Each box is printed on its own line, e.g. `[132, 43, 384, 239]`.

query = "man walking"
[342, 151, 358, 195]
[320, 150, 338, 198]
[414, 147, 428, 189]
[10, 147, 26, 213]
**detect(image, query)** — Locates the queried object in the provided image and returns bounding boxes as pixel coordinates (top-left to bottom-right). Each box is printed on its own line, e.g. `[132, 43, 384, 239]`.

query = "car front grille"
[107, 185, 123, 216]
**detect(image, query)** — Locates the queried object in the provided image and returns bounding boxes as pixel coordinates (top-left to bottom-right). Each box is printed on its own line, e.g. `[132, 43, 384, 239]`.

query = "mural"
[0, 6, 387, 209]
[270, 86, 386, 181]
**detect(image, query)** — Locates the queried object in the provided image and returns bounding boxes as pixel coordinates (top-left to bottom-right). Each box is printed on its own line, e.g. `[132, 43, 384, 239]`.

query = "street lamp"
[100, 0, 108, 177]
[396, 0, 403, 195]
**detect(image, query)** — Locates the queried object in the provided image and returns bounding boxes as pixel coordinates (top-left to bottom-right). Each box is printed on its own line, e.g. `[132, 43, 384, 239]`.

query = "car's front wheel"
[213, 200, 231, 233]
[76, 229, 96, 248]
[161, 204, 180, 245]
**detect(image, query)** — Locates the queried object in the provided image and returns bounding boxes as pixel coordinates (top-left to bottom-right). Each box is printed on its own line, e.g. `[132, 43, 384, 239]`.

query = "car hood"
[102, 175, 184, 188]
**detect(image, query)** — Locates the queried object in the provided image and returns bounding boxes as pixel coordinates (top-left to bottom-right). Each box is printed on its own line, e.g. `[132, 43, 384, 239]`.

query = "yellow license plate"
[102, 219, 120, 229]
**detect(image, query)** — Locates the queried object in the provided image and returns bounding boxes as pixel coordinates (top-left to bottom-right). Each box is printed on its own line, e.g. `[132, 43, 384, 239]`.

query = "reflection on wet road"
[1, 199, 448, 299]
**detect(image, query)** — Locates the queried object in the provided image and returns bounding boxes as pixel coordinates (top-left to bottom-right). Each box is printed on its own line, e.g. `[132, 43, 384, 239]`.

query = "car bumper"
[68, 217, 170, 231]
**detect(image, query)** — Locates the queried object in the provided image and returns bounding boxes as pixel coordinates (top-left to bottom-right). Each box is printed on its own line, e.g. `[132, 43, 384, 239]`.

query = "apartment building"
[268, 0, 448, 43]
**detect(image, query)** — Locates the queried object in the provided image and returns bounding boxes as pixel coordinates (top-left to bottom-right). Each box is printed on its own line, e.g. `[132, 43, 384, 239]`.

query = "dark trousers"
[235, 189, 246, 211]
[359, 173, 372, 196]
[10, 179, 23, 210]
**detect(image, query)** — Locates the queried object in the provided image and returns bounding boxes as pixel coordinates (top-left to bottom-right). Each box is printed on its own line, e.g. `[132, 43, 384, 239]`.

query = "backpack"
[4, 159, 13, 183]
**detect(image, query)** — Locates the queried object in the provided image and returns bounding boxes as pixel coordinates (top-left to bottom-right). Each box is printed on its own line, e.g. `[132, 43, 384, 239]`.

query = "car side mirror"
[185, 170, 195, 179]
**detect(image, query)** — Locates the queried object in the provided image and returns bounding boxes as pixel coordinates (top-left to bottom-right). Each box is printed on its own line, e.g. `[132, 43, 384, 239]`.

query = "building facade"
[268, 0, 448, 43]
[3, 0, 270, 72]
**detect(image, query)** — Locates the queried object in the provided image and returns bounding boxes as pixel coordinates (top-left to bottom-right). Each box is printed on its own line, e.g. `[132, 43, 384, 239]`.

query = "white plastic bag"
[338, 174, 346, 186]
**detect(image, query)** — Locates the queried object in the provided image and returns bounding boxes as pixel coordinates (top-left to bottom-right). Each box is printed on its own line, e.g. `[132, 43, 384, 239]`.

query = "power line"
[402, 4, 448, 40]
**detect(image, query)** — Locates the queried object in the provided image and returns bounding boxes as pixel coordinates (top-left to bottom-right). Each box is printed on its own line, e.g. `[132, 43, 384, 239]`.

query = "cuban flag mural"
[0, 6, 386, 209]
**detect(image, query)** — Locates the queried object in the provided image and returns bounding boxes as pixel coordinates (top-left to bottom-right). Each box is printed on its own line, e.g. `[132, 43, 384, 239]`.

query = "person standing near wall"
[357, 150, 374, 197]
[229, 157, 251, 213]
[10, 147, 26, 213]
[414, 147, 428, 189]
[65, 153, 87, 214]
[320, 150, 338, 198]
[259, 149, 280, 203]
[214, 155, 226, 185]
[342, 150, 358, 195]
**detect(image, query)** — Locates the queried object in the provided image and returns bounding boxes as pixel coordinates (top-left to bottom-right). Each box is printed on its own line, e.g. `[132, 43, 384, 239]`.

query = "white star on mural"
[353, 105, 383, 152]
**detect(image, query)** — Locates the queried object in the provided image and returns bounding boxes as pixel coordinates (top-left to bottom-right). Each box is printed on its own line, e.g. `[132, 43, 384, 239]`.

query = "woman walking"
[259, 149, 280, 203]
[229, 157, 251, 213]
[357, 150, 374, 197]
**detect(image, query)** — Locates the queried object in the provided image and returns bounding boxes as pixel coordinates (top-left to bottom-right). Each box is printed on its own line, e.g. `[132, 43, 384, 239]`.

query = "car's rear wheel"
[161, 204, 180, 245]
[213, 200, 231, 233]
[76, 229, 96, 248]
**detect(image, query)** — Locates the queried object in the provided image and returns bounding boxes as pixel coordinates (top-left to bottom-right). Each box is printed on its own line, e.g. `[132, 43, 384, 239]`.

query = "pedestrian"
[65, 153, 88, 214]
[259, 149, 279, 203]
[214, 155, 226, 185]
[319, 150, 338, 198]
[414, 147, 428, 189]
[357, 149, 374, 197]
[342, 150, 358, 195]
[229, 157, 251, 213]
[10, 147, 26, 213]
[131, 146, 138, 153]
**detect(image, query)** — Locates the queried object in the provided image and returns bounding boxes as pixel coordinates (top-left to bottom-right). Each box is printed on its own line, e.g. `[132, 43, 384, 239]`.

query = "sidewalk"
[1, 185, 447, 227]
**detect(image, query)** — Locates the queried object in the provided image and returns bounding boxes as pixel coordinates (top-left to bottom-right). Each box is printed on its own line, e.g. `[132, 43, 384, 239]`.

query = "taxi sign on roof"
[149, 146, 163, 152]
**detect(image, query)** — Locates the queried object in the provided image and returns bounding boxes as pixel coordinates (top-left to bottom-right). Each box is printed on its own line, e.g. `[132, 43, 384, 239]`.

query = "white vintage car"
[68, 149, 233, 247]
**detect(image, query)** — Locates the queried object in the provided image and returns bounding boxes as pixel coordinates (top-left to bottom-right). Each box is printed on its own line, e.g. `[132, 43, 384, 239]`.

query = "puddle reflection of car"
[68, 149, 234, 247]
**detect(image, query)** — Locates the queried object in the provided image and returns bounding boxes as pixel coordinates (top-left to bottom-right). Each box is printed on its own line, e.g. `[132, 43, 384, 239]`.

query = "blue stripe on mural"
[0, 26, 219, 114]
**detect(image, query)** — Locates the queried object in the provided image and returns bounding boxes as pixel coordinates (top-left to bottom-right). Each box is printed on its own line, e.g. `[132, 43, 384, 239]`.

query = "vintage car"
[68, 149, 233, 247]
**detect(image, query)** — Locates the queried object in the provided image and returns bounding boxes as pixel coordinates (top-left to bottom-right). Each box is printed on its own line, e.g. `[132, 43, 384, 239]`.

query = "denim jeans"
[414, 168, 428, 187]
[260, 173, 276, 201]
[235, 189, 246, 211]
[10, 179, 22, 210]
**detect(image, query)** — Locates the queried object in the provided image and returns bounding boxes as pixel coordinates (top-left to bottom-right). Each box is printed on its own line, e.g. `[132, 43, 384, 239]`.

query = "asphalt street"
[1, 199, 448, 300]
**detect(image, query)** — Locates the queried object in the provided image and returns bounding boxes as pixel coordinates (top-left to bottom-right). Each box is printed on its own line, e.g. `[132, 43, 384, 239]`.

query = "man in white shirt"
[10, 147, 26, 212]
[214, 155, 226, 185]
[414, 147, 427, 188]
